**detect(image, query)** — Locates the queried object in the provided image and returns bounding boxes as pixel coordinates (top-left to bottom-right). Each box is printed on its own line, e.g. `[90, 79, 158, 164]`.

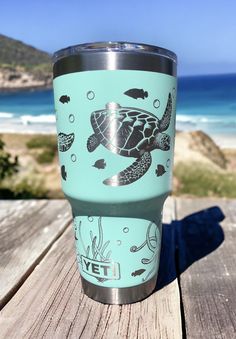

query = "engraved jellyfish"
[130, 221, 160, 281]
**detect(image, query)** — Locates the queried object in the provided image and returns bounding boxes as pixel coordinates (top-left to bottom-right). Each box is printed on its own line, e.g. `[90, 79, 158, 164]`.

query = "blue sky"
[1, 0, 236, 75]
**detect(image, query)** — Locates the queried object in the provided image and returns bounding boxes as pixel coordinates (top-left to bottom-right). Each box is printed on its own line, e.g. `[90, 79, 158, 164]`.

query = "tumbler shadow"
[155, 206, 225, 291]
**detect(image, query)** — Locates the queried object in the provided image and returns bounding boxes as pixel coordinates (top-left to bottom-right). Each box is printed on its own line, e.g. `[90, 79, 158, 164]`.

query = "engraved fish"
[124, 88, 148, 99]
[61, 165, 67, 180]
[155, 164, 166, 177]
[131, 269, 146, 277]
[93, 159, 106, 169]
[58, 132, 75, 152]
[59, 95, 70, 104]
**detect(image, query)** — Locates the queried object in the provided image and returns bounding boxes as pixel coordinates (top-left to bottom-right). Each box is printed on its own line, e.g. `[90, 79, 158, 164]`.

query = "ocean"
[0, 73, 235, 147]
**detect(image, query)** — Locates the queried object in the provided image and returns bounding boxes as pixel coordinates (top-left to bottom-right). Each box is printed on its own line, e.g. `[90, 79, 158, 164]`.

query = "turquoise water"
[177, 73, 236, 136]
[0, 73, 235, 137]
[0, 89, 54, 116]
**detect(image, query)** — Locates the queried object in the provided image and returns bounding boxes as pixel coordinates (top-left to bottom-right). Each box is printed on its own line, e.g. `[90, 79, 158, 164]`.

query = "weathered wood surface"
[176, 198, 236, 339]
[0, 200, 72, 308]
[1, 198, 235, 339]
[0, 198, 182, 339]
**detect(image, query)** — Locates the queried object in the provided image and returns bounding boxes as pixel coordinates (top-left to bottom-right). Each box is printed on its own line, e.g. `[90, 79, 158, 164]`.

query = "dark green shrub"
[174, 162, 236, 198]
[26, 135, 57, 151]
[36, 149, 55, 164]
[0, 137, 18, 180]
[0, 177, 48, 199]
[13, 178, 48, 198]
[26, 135, 57, 164]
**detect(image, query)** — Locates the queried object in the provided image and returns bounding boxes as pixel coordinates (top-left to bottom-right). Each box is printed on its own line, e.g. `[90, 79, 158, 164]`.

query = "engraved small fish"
[124, 88, 148, 99]
[58, 132, 75, 152]
[61, 165, 67, 180]
[93, 159, 106, 169]
[131, 269, 146, 277]
[155, 164, 166, 177]
[59, 95, 70, 104]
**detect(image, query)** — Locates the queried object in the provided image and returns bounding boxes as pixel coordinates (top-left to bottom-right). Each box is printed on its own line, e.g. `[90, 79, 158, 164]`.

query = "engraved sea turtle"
[87, 93, 172, 186]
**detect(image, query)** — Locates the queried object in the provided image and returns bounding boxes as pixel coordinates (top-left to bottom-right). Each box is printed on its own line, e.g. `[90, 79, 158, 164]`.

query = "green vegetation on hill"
[0, 34, 52, 85]
[0, 34, 51, 69]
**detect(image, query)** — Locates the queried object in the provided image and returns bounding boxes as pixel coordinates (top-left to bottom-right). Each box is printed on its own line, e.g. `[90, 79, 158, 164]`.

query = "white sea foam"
[0, 112, 14, 118]
[177, 114, 235, 125]
[176, 115, 193, 122]
[20, 114, 56, 125]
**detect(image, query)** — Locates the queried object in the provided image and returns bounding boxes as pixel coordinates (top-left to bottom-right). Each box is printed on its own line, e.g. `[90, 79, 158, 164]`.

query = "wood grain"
[0, 200, 28, 220]
[176, 198, 236, 339]
[0, 197, 182, 339]
[0, 200, 72, 308]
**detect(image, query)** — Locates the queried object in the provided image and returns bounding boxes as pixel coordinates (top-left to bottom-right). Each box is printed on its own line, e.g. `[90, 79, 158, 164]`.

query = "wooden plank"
[176, 198, 236, 339]
[0, 197, 182, 339]
[0, 200, 29, 220]
[0, 199, 72, 309]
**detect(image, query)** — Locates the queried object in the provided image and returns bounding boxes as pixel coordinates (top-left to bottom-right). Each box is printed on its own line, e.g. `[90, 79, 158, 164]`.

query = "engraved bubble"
[71, 154, 77, 162]
[166, 159, 171, 168]
[88, 216, 94, 222]
[153, 99, 160, 109]
[87, 91, 95, 100]
[123, 227, 129, 233]
[117, 240, 122, 246]
[69, 114, 75, 123]
[172, 87, 176, 98]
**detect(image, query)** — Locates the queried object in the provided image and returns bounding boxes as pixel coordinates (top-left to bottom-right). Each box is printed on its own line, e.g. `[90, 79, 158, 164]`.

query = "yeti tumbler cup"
[53, 42, 177, 304]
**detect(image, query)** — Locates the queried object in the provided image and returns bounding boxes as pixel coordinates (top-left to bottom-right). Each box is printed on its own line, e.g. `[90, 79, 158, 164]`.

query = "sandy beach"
[0, 129, 235, 199]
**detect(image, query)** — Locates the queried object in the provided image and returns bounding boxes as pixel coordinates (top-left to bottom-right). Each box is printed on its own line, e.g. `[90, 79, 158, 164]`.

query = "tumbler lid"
[53, 41, 177, 64]
[53, 41, 177, 78]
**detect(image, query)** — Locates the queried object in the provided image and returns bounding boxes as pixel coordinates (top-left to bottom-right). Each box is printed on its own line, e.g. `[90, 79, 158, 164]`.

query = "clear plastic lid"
[53, 41, 177, 64]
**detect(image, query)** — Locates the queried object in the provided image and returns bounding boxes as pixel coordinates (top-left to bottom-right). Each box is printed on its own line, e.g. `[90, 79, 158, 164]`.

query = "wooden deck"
[0, 198, 235, 338]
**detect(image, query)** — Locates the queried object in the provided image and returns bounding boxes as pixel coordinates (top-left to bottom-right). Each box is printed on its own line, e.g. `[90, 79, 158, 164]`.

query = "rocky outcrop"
[188, 131, 227, 168]
[175, 130, 227, 169]
[0, 66, 52, 91]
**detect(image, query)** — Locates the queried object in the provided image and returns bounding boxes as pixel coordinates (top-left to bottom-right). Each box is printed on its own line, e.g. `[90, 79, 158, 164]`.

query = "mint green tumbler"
[53, 42, 177, 304]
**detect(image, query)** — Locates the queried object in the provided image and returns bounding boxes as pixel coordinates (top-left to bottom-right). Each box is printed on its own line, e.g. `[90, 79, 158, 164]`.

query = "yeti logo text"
[81, 256, 120, 280]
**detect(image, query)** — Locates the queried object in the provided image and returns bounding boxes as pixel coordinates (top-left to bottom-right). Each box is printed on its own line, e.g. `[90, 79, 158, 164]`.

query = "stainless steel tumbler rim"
[81, 274, 157, 304]
[53, 41, 177, 78]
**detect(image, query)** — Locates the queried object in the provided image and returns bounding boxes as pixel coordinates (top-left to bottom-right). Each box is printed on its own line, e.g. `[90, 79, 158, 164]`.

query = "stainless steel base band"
[81, 274, 157, 304]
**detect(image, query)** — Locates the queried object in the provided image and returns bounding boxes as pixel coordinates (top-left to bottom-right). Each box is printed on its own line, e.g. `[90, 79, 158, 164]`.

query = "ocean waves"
[0, 112, 14, 118]
[176, 113, 236, 130]
[0, 112, 56, 134]
[20, 114, 56, 125]
[0, 111, 235, 133]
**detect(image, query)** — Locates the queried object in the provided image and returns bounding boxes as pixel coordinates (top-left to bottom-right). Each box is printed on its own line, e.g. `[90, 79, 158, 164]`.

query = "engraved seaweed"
[75, 217, 112, 282]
